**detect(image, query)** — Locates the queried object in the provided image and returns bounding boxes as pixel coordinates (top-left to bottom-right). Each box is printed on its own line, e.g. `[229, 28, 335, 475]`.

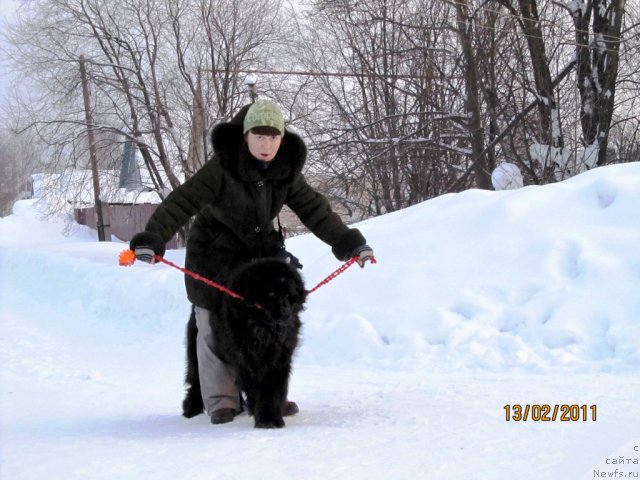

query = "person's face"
[246, 131, 283, 162]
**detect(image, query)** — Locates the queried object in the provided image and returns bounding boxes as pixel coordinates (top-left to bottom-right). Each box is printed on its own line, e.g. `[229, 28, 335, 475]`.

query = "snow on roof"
[31, 169, 163, 208]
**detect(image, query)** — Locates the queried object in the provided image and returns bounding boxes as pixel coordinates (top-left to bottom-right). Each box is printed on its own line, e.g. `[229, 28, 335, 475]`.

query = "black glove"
[275, 246, 303, 269]
[351, 244, 375, 268]
[129, 231, 166, 264]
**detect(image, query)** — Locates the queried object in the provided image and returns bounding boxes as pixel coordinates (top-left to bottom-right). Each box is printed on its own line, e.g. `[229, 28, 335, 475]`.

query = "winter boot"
[210, 408, 237, 425]
[283, 400, 299, 416]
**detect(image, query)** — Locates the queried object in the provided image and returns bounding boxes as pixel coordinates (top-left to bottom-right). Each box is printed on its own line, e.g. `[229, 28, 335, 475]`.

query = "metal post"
[79, 55, 110, 241]
[243, 74, 258, 103]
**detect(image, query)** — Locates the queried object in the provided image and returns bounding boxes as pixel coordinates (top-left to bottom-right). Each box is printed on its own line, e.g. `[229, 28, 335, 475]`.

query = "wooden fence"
[75, 203, 179, 248]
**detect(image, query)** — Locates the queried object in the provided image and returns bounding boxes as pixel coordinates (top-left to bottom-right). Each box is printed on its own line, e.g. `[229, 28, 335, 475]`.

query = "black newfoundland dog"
[182, 258, 307, 428]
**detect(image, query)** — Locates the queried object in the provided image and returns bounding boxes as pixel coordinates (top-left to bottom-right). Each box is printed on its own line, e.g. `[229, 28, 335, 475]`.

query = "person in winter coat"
[129, 100, 374, 425]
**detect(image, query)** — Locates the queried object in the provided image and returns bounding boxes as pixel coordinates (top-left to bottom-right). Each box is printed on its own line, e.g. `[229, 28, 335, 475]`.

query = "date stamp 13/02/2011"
[504, 404, 597, 422]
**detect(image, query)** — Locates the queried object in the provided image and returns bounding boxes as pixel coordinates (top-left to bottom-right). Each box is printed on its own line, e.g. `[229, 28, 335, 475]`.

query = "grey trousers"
[193, 306, 241, 413]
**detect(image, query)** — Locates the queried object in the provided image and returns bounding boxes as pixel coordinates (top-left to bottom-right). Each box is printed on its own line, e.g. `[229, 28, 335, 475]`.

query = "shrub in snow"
[491, 163, 524, 190]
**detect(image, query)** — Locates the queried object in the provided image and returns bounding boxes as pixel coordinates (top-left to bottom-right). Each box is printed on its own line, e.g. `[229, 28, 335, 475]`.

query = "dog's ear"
[230, 259, 307, 308]
[290, 275, 307, 305]
[283, 265, 307, 304]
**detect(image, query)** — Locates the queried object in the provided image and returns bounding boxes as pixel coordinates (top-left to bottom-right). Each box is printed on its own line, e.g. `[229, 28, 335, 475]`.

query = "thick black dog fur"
[182, 258, 307, 428]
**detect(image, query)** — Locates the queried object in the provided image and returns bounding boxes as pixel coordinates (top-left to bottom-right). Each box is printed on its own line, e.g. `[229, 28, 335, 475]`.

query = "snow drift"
[3, 162, 639, 373]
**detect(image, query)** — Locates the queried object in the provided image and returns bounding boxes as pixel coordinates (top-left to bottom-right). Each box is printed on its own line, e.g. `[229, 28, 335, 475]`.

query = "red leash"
[153, 255, 247, 301]
[307, 256, 361, 294]
[118, 250, 375, 304]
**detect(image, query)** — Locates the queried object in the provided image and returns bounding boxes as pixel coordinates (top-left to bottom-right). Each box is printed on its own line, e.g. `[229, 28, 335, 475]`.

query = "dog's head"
[229, 258, 307, 323]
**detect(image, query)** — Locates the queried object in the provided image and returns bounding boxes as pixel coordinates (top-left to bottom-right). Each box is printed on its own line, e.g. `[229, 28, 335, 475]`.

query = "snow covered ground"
[1, 162, 639, 479]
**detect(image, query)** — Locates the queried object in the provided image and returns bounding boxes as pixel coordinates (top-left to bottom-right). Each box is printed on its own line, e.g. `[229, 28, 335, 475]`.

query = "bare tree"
[300, 0, 480, 218]
[608, 7, 640, 163]
[454, 0, 493, 189]
[0, 129, 39, 215]
[2, 0, 292, 216]
[564, 0, 627, 166]
[493, 0, 567, 182]
[2, 0, 636, 226]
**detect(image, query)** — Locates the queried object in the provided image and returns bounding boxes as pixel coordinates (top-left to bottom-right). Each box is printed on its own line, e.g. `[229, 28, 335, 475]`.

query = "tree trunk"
[572, 0, 625, 165]
[517, 0, 560, 149]
[456, 0, 492, 189]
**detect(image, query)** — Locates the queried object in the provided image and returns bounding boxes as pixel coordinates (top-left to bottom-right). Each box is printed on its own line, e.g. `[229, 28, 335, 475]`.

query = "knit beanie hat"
[243, 100, 285, 135]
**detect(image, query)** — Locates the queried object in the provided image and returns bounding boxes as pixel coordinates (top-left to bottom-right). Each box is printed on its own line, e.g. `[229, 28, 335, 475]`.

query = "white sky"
[0, 0, 17, 17]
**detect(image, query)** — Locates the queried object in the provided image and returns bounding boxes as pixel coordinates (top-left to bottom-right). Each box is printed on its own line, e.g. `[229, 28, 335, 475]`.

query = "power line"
[323, 0, 628, 56]
[205, 67, 461, 81]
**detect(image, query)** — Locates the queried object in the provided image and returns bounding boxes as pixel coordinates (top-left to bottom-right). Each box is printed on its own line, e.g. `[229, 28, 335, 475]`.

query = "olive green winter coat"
[144, 104, 366, 310]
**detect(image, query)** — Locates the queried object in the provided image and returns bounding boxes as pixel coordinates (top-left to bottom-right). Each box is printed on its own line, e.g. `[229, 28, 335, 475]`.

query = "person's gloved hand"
[275, 246, 303, 270]
[129, 231, 165, 264]
[351, 244, 375, 268]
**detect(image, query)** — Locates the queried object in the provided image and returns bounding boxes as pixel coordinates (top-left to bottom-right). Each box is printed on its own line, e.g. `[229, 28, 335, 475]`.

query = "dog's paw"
[254, 416, 285, 429]
[182, 392, 204, 418]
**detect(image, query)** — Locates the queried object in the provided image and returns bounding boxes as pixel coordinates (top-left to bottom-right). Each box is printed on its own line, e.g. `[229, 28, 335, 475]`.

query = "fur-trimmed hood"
[210, 104, 307, 183]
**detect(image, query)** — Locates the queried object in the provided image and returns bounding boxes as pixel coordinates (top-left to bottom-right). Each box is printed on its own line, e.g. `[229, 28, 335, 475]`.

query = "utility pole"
[79, 55, 110, 241]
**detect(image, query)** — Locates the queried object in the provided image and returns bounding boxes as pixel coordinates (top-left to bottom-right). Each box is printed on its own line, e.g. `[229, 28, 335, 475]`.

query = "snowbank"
[2, 163, 640, 373]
